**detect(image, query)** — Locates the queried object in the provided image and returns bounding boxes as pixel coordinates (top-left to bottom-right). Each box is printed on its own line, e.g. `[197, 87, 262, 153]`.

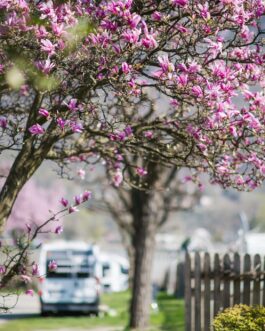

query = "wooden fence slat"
[253, 254, 261, 305]
[194, 252, 201, 331]
[243, 254, 251, 305]
[233, 253, 241, 305]
[213, 253, 221, 316]
[204, 253, 211, 331]
[223, 254, 231, 309]
[185, 253, 192, 331]
[184, 253, 265, 331]
[263, 256, 265, 306]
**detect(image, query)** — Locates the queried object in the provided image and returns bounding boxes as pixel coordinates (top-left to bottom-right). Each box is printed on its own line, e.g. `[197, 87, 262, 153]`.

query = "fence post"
[223, 254, 231, 309]
[253, 254, 261, 305]
[243, 254, 251, 305]
[233, 253, 241, 305]
[185, 253, 192, 331]
[213, 253, 221, 316]
[194, 253, 201, 331]
[204, 253, 211, 331]
[263, 256, 265, 306]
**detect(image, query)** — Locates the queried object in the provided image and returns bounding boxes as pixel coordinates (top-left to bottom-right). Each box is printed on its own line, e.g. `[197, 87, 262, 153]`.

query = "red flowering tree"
[0, 0, 265, 328]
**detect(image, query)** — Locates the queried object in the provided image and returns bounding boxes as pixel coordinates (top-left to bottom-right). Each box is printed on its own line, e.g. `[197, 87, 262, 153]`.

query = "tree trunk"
[0, 137, 55, 232]
[117, 225, 135, 289]
[127, 245, 135, 290]
[129, 189, 157, 329]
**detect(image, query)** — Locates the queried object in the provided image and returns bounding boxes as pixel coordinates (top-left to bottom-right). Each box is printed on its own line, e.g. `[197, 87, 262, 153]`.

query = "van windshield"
[46, 249, 95, 278]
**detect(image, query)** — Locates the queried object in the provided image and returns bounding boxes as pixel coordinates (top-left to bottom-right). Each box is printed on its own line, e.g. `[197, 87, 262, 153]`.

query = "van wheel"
[41, 311, 49, 317]
[40, 305, 49, 317]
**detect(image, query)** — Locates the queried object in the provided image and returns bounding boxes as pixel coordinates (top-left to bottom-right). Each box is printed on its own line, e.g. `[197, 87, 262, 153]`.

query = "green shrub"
[213, 304, 265, 331]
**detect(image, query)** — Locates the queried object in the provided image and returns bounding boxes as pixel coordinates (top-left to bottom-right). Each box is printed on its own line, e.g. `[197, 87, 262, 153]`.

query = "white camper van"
[38, 241, 100, 315]
[99, 254, 129, 292]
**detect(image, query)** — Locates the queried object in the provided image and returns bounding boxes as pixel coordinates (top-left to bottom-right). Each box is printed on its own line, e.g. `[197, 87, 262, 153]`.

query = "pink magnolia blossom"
[28, 124, 45, 135]
[137, 167, 148, 176]
[171, 0, 188, 6]
[25, 289, 34, 296]
[121, 62, 131, 74]
[38, 108, 50, 118]
[0, 117, 7, 129]
[40, 39, 56, 56]
[71, 122, 83, 133]
[57, 118, 67, 130]
[192, 86, 203, 98]
[35, 26, 48, 39]
[66, 99, 79, 112]
[32, 264, 39, 276]
[151, 11, 162, 21]
[144, 131, 153, 139]
[113, 169, 123, 187]
[35, 59, 55, 74]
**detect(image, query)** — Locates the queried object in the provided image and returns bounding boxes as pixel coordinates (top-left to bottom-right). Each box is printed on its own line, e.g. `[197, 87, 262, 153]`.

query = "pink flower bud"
[77, 169, 85, 180]
[60, 197, 68, 207]
[113, 169, 123, 187]
[55, 226, 63, 235]
[21, 275, 32, 283]
[32, 264, 39, 276]
[69, 206, 78, 214]
[0, 265, 6, 274]
[144, 131, 153, 139]
[25, 289, 34, 296]
[82, 191, 92, 202]
[121, 62, 130, 74]
[38, 108, 50, 118]
[74, 195, 82, 205]
[0, 117, 7, 129]
[136, 167, 148, 176]
[171, 0, 188, 7]
[48, 260, 57, 271]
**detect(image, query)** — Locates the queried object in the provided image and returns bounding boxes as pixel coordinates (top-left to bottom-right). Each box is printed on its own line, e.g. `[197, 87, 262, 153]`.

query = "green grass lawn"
[0, 291, 184, 331]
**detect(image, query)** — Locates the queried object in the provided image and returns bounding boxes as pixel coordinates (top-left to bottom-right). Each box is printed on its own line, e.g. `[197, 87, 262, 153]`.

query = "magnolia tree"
[90, 97, 200, 326]
[0, 0, 265, 328]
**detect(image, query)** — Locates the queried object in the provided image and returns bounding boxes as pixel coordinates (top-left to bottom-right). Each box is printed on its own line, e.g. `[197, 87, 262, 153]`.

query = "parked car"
[38, 241, 101, 315]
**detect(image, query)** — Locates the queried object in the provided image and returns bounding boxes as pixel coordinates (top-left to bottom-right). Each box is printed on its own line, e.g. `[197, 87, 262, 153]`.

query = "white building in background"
[188, 228, 214, 252]
[235, 231, 265, 255]
[98, 253, 129, 292]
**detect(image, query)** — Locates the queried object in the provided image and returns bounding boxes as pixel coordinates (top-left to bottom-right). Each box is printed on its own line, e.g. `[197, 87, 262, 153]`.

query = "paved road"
[0, 294, 40, 322]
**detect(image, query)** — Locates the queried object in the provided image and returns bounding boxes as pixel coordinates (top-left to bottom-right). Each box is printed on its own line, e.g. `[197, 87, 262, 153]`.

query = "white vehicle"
[38, 241, 100, 315]
[99, 253, 129, 292]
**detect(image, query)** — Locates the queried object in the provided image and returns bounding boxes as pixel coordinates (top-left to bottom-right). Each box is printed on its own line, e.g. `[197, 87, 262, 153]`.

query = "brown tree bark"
[129, 188, 157, 329]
